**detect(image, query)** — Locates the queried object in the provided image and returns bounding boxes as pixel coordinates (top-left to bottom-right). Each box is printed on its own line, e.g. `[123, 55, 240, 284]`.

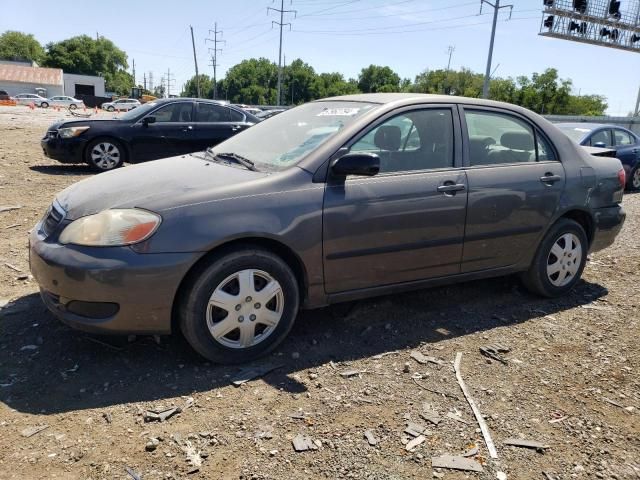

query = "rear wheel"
[85, 138, 125, 171]
[69, 104, 77, 110]
[40, 101, 49, 108]
[107, 105, 115, 112]
[179, 248, 300, 364]
[521, 219, 588, 297]
[627, 166, 640, 191]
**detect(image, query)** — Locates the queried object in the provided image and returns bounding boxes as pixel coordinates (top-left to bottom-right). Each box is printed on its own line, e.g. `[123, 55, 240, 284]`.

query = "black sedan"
[556, 123, 640, 190]
[41, 98, 259, 171]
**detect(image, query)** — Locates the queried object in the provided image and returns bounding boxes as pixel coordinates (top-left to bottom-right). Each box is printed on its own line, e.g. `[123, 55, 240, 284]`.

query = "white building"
[63, 73, 105, 97]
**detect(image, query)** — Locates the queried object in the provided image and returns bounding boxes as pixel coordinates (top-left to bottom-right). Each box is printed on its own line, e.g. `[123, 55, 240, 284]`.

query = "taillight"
[617, 169, 626, 189]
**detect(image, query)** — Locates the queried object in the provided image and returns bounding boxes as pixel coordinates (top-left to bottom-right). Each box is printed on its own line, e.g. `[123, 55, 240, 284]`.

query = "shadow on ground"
[29, 165, 94, 176]
[0, 276, 606, 415]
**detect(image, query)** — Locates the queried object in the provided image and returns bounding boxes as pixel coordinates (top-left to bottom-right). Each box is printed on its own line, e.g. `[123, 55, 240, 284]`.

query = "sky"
[2, 0, 639, 115]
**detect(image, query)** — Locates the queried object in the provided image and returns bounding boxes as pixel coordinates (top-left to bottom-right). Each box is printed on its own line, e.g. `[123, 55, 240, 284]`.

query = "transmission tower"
[268, 0, 296, 106]
[206, 22, 226, 100]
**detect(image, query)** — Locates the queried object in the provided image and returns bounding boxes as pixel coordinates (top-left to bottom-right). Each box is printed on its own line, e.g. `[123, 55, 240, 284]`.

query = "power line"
[480, 0, 513, 99]
[268, 0, 297, 105]
[206, 22, 225, 99]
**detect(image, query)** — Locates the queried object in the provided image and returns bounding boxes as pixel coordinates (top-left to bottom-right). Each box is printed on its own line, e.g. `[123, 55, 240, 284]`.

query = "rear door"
[193, 103, 248, 150]
[611, 128, 639, 167]
[460, 106, 564, 272]
[323, 105, 468, 293]
[129, 101, 195, 161]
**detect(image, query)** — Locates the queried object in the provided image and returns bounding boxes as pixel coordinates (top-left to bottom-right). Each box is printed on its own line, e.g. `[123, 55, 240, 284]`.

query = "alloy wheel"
[206, 269, 283, 349]
[90, 142, 121, 170]
[633, 168, 640, 190]
[546, 233, 582, 287]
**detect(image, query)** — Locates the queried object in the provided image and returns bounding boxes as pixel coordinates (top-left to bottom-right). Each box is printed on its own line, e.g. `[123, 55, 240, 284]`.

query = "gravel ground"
[0, 105, 638, 480]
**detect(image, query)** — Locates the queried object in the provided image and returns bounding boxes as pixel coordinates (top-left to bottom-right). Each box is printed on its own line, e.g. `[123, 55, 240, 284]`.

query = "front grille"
[41, 201, 65, 237]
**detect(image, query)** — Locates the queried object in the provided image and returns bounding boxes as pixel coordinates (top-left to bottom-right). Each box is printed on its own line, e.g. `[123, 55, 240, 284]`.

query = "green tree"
[283, 59, 316, 105]
[223, 58, 278, 104]
[565, 94, 607, 116]
[0, 31, 45, 63]
[358, 65, 400, 93]
[43, 35, 132, 95]
[310, 72, 359, 99]
[181, 74, 214, 98]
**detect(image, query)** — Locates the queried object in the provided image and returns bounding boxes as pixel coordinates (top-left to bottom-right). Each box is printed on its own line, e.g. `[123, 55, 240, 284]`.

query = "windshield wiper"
[206, 148, 257, 171]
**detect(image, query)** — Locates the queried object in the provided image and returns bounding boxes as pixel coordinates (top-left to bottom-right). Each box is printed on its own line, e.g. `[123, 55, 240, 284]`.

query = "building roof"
[0, 64, 63, 86]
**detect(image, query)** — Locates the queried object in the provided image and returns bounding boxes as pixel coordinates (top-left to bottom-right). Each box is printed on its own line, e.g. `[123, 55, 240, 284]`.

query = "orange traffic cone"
[94, 106, 98, 114]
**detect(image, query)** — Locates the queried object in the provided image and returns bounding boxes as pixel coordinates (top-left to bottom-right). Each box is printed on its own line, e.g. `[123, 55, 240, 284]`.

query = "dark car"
[255, 109, 286, 120]
[30, 94, 626, 363]
[0, 89, 12, 101]
[40, 98, 259, 171]
[556, 123, 640, 190]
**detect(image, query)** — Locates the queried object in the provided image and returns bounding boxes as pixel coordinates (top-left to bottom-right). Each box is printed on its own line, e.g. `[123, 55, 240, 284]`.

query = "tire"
[69, 104, 77, 110]
[179, 247, 300, 364]
[107, 106, 115, 112]
[85, 138, 125, 172]
[627, 166, 640, 191]
[521, 218, 588, 297]
[40, 102, 48, 108]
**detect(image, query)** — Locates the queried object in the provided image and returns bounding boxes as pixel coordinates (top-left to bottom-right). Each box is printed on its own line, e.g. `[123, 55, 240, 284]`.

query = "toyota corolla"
[30, 94, 626, 363]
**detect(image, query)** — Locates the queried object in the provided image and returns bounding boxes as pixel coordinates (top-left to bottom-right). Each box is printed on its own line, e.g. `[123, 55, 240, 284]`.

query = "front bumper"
[41, 134, 87, 163]
[29, 225, 199, 334]
[590, 204, 626, 253]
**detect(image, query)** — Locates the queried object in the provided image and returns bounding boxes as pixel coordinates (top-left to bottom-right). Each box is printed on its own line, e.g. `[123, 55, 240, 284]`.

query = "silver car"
[14, 93, 49, 107]
[101, 98, 141, 112]
[47, 96, 85, 110]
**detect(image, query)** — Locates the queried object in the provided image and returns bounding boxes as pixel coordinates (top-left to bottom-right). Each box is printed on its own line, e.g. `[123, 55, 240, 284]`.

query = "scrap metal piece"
[21, 425, 49, 438]
[410, 351, 443, 365]
[504, 437, 550, 451]
[432, 455, 484, 472]
[231, 364, 283, 386]
[292, 434, 318, 452]
[143, 406, 181, 422]
[404, 422, 428, 437]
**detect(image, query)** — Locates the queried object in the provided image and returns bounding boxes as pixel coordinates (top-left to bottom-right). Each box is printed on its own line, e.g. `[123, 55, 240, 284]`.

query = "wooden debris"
[0, 205, 22, 213]
[124, 466, 142, 480]
[404, 421, 429, 437]
[231, 364, 283, 386]
[292, 434, 318, 452]
[480, 344, 509, 365]
[432, 454, 483, 472]
[183, 440, 203, 472]
[410, 351, 443, 365]
[4, 223, 20, 229]
[143, 406, 181, 422]
[21, 425, 49, 438]
[4, 263, 21, 272]
[504, 438, 550, 451]
[420, 408, 442, 426]
[405, 434, 426, 451]
[364, 429, 378, 446]
[454, 352, 498, 459]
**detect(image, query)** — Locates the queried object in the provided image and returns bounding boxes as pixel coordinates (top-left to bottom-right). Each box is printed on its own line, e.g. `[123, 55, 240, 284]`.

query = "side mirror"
[142, 116, 156, 126]
[593, 141, 607, 148]
[331, 152, 380, 177]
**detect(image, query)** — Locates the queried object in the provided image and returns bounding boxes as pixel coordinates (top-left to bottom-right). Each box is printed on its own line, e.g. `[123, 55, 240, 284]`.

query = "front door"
[323, 106, 468, 293]
[193, 103, 250, 151]
[130, 101, 195, 161]
[460, 107, 565, 272]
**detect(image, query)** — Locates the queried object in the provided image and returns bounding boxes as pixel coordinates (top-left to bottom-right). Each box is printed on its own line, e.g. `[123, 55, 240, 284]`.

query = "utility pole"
[148, 72, 154, 92]
[190, 25, 201, 98]
[143, 72, 147, 91]
[132, 59, 136, 87]
[444, 45, 455, 95]
[205, 23, 225, 100]
[634, 83, 640, 116]
[480, 0, 512, 99]
[165, 68, 175, 98]
[268, 0, 296, 106]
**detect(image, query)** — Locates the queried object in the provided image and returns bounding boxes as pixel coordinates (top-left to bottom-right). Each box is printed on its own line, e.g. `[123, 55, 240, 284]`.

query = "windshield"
[210, 101, 379, 170]
[119, 101, 158, 120]
[556, 125, 591, 143]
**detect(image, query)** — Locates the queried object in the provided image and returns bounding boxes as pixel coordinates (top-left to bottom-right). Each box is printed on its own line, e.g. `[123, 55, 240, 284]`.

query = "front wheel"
[85, 138, 125, 171]
[179, 248, 300, 364]
[69, 104, 77, 110]
[521, 219, 588, 297]
[40, 102, 49, 108]
[107, 105, 115, 112]
[627, 166, 640, 191]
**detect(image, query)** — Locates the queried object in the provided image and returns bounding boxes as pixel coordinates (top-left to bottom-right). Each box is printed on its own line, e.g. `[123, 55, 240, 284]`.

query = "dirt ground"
[0, 105, 638, 480]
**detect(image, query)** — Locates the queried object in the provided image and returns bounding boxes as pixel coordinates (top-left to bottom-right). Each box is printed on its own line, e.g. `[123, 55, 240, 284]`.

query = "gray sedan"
[29, 94, 626, 363]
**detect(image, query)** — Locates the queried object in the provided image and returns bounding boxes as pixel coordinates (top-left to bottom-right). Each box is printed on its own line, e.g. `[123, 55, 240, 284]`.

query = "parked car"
[30, 94, 626, 363]
[101, 98, 141, 112]
[255, 108, 286, 120]
[556, 123, 640, 190]
[14, 93, 48, 106]
[0, 89, 12, 100]
[45, 96, 85, 109]
[41, 98, 259, 171]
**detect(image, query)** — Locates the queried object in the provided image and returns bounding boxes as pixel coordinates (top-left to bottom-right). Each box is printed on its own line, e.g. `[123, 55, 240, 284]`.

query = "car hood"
[48, 118, 124, 130]
[56, 154, 269, 220]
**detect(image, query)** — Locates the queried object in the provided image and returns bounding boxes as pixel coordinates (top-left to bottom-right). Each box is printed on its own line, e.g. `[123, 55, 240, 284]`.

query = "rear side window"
[613, 129, 633, 146]
[152, 102, 193, 122]
[465, 110, 538, 166]
[229, 108, 245, 122]
[196, 103, 231, 122]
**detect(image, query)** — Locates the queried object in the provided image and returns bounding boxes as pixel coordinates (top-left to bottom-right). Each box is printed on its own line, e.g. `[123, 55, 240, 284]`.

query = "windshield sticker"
[317, 107, 360, 116]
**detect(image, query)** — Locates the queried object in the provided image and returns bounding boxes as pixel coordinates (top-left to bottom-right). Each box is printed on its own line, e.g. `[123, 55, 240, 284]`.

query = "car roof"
[555, 122, 630, 131]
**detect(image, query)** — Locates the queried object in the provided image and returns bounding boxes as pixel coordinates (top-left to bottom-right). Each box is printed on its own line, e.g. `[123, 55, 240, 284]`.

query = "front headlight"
[58, 126, 90, 138]
[59, 209, 161, 246]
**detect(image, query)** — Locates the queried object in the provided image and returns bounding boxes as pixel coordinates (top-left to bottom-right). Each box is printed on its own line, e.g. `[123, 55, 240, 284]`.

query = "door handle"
[437, 183, 466, 193]
[231, 125, 242, 131]
[540, 173, 562, 184]
[182, 125, 193, 131]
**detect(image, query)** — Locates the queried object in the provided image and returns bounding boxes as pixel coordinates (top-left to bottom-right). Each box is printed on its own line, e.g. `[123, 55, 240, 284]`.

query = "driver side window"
[150, 102, 193, 123]
[349, 109, 454, 173]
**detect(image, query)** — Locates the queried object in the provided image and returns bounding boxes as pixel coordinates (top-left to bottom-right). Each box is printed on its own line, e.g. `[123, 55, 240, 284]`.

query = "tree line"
[1, 30, 607, 115]
[183, 58, 607, 116]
